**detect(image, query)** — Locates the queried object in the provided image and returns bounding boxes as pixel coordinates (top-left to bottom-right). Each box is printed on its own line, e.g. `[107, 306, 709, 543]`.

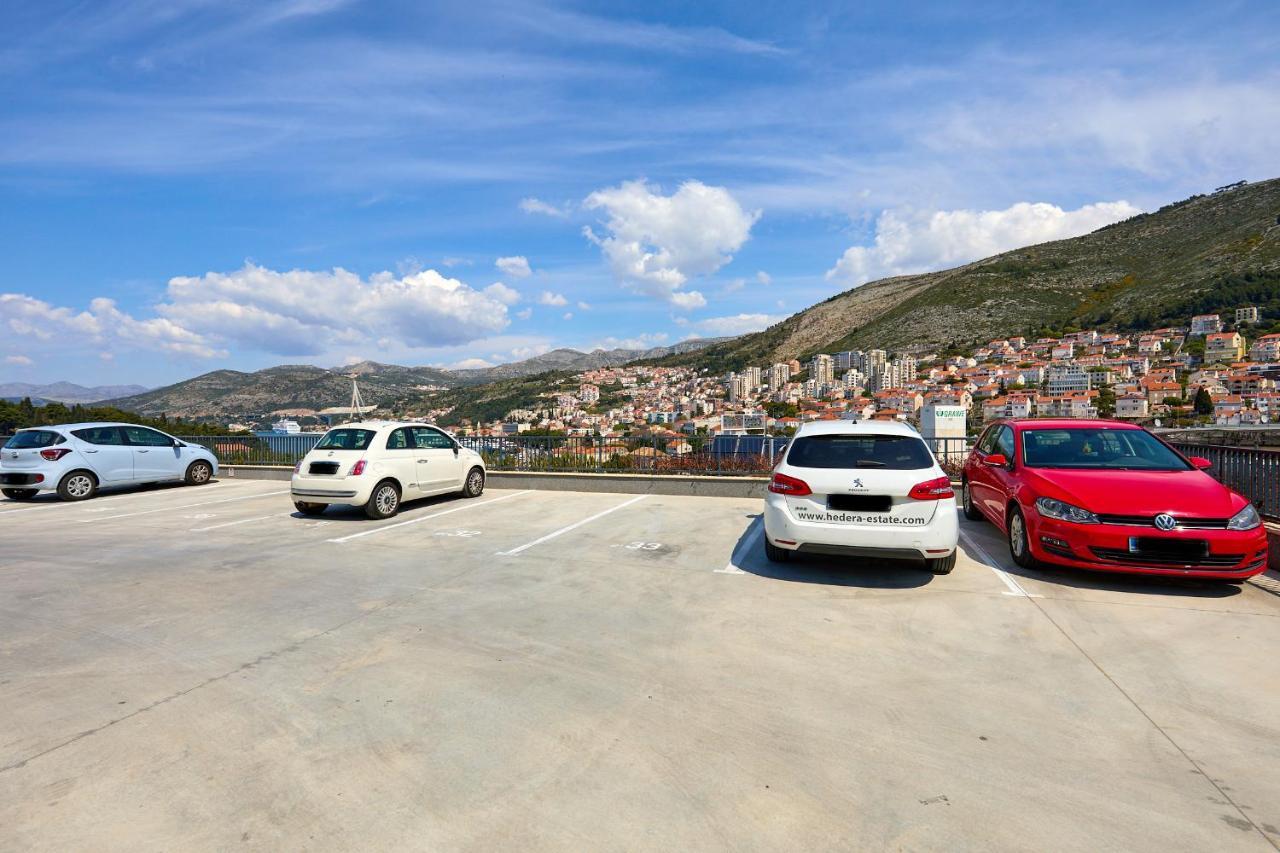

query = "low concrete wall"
[219, 465, 769, 498]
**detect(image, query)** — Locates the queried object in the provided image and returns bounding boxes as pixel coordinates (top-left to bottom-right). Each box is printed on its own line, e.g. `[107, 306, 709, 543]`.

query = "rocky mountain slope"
[104, 339, 731, 419]
[0, 381, 149, 404]
[652, 178, 1280, 371]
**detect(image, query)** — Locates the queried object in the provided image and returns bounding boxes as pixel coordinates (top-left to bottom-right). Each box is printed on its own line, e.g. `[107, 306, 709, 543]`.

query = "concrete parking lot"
[2, 479, 1279, 852]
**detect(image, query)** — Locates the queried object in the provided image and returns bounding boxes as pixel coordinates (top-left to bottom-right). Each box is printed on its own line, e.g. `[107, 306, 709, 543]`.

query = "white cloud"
[484, 282, 521, 305]
[756, 271, 772, 285]
[583, 179, 758, 309]
[510, 344, 551, 359]
[448, 357, 496, 369]
[495, 255, 532, 278]
[721, 278, 746, 294]
[5, 354, 34, 366]
[562, 312, 573, 320]
[576, 301, 591, 310]
[826, 200, 1141, 285]
[538, 291, 567, 307]
[519, 197, 569, 218]
[692, 313, 782, 336]
[441, 257, 471, 268]
[592, 333, 669, 351]
[160, 263, 510, 355]
[515, 307, 533, 320]
[1, 293, 222, 358]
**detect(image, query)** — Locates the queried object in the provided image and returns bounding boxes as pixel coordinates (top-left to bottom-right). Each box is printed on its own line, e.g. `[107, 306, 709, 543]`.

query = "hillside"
[652, 178, 1280, 371]
[105, 339, 730, 420]
[0, 381, 149, 404]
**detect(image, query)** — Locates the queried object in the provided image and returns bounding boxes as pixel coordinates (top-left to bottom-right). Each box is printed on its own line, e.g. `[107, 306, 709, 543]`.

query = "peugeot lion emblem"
[1153, 513, 1177, 531]
[850, 478, 865, 490]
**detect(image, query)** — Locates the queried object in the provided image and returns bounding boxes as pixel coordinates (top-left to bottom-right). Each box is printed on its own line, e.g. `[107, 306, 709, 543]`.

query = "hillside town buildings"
[440, 306, 1280, 438]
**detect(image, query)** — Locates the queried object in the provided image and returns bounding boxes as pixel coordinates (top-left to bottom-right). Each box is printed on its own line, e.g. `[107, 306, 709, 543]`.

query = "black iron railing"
[1165, 442, 1280, 519]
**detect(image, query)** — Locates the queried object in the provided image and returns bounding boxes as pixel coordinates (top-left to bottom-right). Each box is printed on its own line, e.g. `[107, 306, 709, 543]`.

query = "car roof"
[326, 420, 444, 432]
[19, 422, 154, 431]
[794, 419, 921, 438]
[997, 418, 1143, 431]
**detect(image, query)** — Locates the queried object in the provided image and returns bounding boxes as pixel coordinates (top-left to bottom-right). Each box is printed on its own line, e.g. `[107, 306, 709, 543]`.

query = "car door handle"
[84, 449, 98, 453]
[137, 449, 149, 453]
[417, 459, 428, 463]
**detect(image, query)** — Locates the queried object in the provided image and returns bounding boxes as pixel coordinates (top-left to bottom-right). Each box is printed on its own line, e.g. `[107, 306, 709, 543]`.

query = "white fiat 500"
[763, 420, 959, 573]
[290, 421, 486, 519]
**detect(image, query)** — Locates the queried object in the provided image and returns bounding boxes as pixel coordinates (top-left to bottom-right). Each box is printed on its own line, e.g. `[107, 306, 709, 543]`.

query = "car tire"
[1007, 506, 1038, 570]
[294, 501, 326, 516]
[184, 460, 213, 486]
[462, 466, 485, 498]
[961, 479, 983, 520]
[364, 480, 400, 520]
[57, 470, 98, 502]
[2, 488, 38, 501]
[764, 538, 791, 563]
[926, 551, 957, 574]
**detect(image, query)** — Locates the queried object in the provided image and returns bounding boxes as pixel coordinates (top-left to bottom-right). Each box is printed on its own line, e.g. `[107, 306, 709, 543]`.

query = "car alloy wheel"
[465, 468, 484, 497]
[187, 461, 212, 485]
[374, 484, 398, 515]
[1007, 507, 1038, 570]
[60, 471, 96, 499]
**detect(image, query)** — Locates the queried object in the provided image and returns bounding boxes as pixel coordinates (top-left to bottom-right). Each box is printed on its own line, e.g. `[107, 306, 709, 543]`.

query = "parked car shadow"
[0, 479, 220, 505]
[958, 519, 1242, 599]
[730, 514, 934, 589]
[294, 491, 468, 523]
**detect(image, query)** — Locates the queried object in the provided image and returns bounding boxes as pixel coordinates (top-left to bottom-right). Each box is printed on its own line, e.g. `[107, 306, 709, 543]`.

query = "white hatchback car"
[762, 420, 959, 573]
[290, 421, 486, 519]
[1, 422, 218, 501]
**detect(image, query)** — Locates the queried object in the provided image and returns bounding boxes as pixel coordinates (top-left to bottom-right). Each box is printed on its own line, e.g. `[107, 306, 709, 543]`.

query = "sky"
[2, 0, 1279, 387]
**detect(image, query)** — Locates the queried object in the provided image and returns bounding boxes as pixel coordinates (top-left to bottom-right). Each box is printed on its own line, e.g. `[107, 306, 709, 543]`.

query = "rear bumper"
[0, 472, 47, 487]
[290, 474, 372, 504]
[1028, 513, 1269, 579]
[763, 493, 959, 559]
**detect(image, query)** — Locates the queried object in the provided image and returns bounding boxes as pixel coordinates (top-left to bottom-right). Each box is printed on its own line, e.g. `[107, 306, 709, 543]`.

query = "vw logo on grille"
[1153, 513, 1177, 531]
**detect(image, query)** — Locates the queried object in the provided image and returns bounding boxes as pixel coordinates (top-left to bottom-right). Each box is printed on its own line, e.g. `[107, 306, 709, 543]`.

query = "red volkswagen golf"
[961, 419, 1268, 582]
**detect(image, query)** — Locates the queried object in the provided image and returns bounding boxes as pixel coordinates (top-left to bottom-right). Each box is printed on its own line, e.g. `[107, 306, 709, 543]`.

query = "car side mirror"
[452, 445, 459, 456]
[1189, 456, 1212, 470]
[985, 453, 1009, 467]
[172, 438, 184, 447]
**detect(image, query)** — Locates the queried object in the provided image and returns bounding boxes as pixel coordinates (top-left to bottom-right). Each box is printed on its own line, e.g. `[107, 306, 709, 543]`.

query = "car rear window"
[5, 430, 64, 449]
[315, 428, 376, 450]
[786, 434, 935, 470]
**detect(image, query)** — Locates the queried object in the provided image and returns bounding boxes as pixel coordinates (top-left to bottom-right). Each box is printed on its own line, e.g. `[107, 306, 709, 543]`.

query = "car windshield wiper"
[853, 460, 886, 468]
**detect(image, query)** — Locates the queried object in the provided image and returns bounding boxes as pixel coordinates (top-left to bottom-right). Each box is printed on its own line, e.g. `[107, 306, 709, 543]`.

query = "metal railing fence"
[1164, 441, 1280, 519]
[163, 433, 977, 478]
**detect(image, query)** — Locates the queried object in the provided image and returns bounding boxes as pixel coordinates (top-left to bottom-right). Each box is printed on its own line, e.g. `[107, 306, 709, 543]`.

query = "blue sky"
[2, 0, 1278, 387]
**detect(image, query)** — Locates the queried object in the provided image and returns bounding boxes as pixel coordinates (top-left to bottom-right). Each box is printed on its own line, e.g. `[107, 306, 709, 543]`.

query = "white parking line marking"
[190, 512, 293, 532]
[79, 489, 290, 523]
[958, 529, 1041, 598]
[327, 491, 532, 544]
[716, 518, 762, 574]
[497, 494, 649, 556]
[0, 480, 247, 518]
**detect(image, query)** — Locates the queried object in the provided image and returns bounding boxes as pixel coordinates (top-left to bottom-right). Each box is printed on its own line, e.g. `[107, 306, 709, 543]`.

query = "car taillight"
[293, 460, 302, 473]
[40, 448, 72, 461]
[350, 459, 367, 476]
[908, 476, 955, 500]
[768, 472, 812, 496]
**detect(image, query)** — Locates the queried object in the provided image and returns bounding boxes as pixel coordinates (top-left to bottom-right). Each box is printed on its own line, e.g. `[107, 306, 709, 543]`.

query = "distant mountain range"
[101, 338, 733, 420]
[0, 381, 150, 404]
[648, 177, 1280, 372]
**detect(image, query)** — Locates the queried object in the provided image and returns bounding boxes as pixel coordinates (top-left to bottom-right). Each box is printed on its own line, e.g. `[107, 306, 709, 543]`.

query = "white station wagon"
[763, 419, 960, 573]
[290, 421, 486, 519]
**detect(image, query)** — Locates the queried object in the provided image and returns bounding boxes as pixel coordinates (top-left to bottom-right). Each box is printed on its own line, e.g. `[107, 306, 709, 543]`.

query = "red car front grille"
[1095, 514, 1229, 529]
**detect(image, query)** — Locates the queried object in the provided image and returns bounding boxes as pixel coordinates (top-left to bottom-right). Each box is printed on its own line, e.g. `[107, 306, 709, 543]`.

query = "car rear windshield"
[1021, 428, 1191, 471]
[5, 430, 63, 449]
[786, 434, 935, 470]
[314, 428, 376, 451]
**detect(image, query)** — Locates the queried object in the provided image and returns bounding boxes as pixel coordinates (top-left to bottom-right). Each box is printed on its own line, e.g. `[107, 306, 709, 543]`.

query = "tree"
[1096, 383, 1116, 418]
[1193, 386, 1213, 415]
